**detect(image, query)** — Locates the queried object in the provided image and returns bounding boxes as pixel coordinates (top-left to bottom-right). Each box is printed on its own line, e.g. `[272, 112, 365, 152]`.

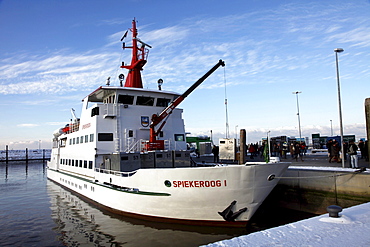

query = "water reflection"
[47, 180, 242, 247]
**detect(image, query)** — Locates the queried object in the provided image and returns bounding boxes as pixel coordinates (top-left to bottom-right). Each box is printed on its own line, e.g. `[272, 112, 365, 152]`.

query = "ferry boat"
[47, 19, 289, 227]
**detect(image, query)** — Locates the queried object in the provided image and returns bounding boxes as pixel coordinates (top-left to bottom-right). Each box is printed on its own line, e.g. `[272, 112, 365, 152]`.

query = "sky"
[1, 0, 370, 149]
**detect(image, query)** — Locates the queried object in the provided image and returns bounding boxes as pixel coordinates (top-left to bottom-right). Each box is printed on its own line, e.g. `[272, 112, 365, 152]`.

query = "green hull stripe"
[48, 168, 171, 196]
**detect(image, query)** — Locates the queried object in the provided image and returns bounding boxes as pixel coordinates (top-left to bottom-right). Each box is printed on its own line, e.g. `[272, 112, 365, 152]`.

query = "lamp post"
[292, 91, 302, 142]
[334, 48, 345, 168]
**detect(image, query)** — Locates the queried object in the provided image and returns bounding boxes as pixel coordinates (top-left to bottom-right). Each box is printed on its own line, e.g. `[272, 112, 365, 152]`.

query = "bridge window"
[118, 95, 134, 104]
[156, 98, 171, 107]
[91, 106, 99, 116]
[136, 96, 154, 106]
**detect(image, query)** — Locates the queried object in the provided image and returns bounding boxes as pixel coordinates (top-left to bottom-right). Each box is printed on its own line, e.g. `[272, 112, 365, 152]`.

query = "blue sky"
[1, 0, 370, 149]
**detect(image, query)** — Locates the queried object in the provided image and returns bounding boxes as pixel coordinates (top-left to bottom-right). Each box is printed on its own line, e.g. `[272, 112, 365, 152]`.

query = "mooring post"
[239, 129, 246, 164]
[6, 145, 9, 164]
[365, 98, 370, 165]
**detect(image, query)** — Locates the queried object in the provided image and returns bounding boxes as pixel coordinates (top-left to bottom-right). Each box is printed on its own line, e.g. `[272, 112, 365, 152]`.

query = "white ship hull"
[47, 162, 289, 226]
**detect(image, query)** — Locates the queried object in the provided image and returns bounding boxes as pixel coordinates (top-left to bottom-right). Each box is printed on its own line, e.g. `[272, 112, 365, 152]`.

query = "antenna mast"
[120, 19, 151, 88]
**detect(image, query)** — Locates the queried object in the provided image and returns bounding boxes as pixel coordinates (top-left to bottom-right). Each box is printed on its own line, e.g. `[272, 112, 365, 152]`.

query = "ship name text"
[173, 180, 226, 188]
[82, 123, 91, 129]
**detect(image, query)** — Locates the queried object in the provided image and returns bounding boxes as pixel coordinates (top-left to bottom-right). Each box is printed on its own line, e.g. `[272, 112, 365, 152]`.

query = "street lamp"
[292, 91, 302, 142]
[334, 48, 345, 168]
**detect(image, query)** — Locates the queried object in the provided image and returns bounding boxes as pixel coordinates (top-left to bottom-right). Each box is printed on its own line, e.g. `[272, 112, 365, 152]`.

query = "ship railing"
[139, 139, 171, 153]
[95, 168, 136, 177]
[124, 139, 142, 153]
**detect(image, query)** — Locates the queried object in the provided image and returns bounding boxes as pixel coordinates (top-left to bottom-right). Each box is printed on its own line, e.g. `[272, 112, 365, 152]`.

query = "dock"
[204, 202, 370, 246]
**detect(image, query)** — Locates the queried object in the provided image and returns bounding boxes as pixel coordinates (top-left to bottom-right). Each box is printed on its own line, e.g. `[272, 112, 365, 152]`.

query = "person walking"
[347, 141, 358, 168]
[294, 142, 303, 161]
[212, 145, 219, 163]
[358, 140, 365, 159]
[329, 141, 340, 163]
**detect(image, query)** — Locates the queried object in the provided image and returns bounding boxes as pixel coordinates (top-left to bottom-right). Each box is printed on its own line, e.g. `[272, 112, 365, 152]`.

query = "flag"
[120, 30, 128, 41]
[263, 140, 269, 163]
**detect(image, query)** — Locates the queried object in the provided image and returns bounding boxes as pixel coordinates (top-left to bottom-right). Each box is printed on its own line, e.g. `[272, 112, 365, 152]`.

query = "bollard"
[327, 205, 342, 218]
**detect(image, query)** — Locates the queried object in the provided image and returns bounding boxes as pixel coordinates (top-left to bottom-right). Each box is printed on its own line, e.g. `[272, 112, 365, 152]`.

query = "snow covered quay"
[204, 202, 370, 246]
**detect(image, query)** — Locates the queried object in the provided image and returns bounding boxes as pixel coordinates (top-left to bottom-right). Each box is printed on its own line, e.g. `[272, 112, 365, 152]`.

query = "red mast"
[120, 19, 150, 88]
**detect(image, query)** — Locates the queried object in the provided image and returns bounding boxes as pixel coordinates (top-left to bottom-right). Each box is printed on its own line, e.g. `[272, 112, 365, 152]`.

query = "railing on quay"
[0, 145, 51, 163]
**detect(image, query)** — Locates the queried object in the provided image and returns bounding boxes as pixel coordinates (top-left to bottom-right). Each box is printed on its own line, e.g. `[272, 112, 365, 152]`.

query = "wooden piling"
[6, 145, 8, 164]
[365, 98, 370, 164]
[239, 129, 246, 164]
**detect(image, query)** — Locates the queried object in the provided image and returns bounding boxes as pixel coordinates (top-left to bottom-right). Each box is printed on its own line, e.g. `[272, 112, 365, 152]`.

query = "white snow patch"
[204, 203, 370, 247]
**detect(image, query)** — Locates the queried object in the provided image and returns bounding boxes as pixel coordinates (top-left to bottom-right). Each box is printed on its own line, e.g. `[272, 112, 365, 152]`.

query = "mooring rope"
[274, 168, 367, 179]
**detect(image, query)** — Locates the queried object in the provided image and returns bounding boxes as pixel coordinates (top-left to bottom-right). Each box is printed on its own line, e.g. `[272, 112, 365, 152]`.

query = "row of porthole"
[59, 177, 95, 192]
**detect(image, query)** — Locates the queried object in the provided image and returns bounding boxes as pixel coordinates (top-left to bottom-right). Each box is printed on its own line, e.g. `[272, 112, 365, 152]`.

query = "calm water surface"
[0, 162, 314, 246]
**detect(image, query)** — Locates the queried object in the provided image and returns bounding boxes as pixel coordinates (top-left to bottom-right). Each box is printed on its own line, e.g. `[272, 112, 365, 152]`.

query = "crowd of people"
[326, 139, 368, 168]
[209, 139, 368, 167]
[244, 141, 308, 161]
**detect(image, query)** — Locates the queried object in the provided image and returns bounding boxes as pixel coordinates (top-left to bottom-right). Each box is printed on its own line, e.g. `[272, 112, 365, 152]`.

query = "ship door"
[104, 156, 111, 170]
[124, 129, 136, 151]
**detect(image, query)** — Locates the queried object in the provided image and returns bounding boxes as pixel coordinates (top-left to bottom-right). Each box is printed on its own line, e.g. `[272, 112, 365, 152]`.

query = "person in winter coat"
[347, 141, 358, 168]
[329, 141, 340, 163]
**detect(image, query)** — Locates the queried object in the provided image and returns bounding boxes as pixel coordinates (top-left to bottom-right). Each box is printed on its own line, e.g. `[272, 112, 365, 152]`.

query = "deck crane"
[147, 59, 225, 151]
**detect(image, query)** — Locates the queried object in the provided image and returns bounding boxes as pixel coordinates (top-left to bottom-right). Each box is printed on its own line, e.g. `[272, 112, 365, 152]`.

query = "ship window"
[176, 153, 182, 158]
[118, 95, 134, 104]
[89, 161, 93, 169]
[98, 133, 114, 141]
[79, 160, 82, 167]
[76, 137, 79, 144]
[121, 156, 129, 160]
[128, 130, 133, 137]
[136, 96, 154, 106]
[69, 139, 72, 145]
[72, 160, 75, 166]
[84, 160, 87, 168]
[68, 159, 71, 166]
[80, 136, 84, 143]
[90, 134, 94, 142]
[156, 98, 171, 107]
[75, 160, 78, 167]
[91, 107, 99, 116]
[60, 138, 67, 147]
[85, 135, 88, 143]
[156, 154, 163, 158]
[174, 134, 185, 142]
[73, 138, 75, 145]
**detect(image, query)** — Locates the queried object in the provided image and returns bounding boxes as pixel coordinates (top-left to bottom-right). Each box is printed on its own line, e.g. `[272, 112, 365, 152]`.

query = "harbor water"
[0, 162, 314, 247]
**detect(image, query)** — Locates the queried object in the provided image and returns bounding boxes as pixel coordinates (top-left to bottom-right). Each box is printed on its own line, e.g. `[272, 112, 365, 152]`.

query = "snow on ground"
[204, 202, 370, 247]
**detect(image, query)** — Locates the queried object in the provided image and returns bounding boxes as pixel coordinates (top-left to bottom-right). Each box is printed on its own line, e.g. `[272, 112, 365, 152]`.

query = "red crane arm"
[149, 59, 225, 144]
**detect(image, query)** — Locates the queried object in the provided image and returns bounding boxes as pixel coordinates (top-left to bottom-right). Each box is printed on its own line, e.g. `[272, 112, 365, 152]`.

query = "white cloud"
[17, 123, 39, 127]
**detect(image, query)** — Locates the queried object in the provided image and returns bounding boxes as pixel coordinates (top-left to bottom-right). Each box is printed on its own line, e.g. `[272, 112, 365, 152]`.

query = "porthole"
[164, 180, 171, 187]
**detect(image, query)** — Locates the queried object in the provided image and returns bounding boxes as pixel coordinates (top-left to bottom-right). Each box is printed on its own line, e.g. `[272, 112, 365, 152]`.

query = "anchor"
[218, 200, 248, 222]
